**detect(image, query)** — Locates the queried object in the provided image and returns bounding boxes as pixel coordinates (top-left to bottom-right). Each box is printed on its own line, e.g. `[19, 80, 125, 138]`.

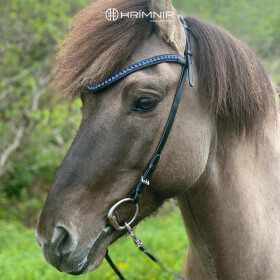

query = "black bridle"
[87, 16, 193, 280]
[129, 18, 193, 204]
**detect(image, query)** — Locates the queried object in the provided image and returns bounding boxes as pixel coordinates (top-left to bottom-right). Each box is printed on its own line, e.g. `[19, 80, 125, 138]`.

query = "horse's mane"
[185, 17, 276, 135]
[56, 0, 276, 135]
[56, 0, 154, 96]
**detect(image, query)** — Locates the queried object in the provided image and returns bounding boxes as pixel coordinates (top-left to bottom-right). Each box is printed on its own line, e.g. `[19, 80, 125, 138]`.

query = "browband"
[86, 54, 186, 93]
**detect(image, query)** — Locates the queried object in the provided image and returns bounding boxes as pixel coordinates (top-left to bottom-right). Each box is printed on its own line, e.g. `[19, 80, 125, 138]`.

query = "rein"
[87, 16, 193, 280]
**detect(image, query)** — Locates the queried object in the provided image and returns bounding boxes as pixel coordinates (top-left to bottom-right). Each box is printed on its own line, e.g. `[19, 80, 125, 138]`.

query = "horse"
[36, 0, 280, 279]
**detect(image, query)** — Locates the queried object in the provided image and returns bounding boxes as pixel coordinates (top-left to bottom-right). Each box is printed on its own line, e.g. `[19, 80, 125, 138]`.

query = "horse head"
[36, 0, 279, 277]
[36, 0, 213, 274]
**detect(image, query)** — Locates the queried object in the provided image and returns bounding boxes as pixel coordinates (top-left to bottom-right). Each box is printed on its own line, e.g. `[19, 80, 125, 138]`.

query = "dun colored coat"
[37, 0, 280, 279]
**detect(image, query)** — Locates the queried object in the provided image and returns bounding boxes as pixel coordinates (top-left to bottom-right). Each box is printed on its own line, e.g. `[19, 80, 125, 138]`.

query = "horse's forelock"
[56, 0, 154, 96]
[186, 17, 277, 136]
[56, 2, 276, 136]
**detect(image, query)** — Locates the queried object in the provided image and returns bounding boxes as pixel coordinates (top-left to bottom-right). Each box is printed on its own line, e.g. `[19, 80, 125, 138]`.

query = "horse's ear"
[149, 0, 185, 53]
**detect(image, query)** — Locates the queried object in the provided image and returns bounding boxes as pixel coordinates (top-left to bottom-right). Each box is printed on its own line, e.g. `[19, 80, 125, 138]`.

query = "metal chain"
[125, 223, 187, 280]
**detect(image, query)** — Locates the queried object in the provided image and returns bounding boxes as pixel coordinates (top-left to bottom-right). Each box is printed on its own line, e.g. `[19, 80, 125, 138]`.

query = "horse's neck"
[178, 125, 280, 279]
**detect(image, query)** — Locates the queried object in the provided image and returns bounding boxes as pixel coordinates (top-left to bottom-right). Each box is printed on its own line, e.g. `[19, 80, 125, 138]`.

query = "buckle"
[141, 176, 150, 186]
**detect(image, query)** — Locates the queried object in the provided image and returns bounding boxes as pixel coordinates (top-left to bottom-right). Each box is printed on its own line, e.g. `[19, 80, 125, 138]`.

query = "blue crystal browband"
[86, 54, 186, 93]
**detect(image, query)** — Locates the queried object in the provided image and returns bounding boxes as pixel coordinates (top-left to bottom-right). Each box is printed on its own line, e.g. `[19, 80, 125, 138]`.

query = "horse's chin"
[68, 225, 115, 275]
[68, 249, 105, 275]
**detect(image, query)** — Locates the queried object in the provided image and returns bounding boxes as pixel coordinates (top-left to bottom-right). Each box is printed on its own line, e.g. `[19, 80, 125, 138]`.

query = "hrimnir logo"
[105, 8, 174, 22]
[105, 8, 119, 22]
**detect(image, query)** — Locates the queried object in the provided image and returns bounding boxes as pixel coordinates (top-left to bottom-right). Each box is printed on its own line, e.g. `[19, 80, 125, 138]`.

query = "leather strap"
[128, 64, 188, 203]
[129, 17, 193, 203]
[106, 16, 192, 280]
[180, 16, 194, 87]
[87, 55, 186, 92]
[105, 250, 125, 280]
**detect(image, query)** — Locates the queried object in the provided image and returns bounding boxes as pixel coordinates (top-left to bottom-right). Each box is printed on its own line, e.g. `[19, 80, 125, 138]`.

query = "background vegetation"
[0, 0, 279, 279]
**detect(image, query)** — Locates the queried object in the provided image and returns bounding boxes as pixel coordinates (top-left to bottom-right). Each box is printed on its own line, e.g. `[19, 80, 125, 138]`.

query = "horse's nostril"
[51, 226, 77, 257]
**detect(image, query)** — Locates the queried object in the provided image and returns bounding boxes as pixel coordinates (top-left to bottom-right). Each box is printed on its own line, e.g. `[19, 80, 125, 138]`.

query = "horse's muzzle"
[36, 224, 114, 274]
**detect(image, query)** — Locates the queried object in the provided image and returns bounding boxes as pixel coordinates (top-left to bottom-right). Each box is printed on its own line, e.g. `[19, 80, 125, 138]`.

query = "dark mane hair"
[56, 0, 154, 96]
[56, 0, 276, 135]
[185, 17, 276, 134]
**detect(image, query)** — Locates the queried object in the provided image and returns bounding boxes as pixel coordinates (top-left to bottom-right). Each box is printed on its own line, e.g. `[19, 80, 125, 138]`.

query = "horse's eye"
[135, 97, 158, 111]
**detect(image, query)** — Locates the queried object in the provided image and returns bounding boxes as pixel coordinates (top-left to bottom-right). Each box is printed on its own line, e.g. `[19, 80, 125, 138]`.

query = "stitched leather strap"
[105, 16, 192, 280]
[129, 63, 188, 203]
[87, 55, 186, 93]
[129, 17, 193, 203]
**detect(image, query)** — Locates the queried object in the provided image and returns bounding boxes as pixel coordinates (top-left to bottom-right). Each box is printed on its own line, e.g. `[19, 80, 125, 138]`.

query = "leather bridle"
[87, 16, 193, 280]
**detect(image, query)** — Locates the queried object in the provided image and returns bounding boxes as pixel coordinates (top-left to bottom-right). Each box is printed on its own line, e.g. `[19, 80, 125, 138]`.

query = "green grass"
[0, 208, 188, 280]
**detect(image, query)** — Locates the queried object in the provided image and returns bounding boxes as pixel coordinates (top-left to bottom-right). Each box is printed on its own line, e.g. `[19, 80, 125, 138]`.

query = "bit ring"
[107, 198, 139, 231]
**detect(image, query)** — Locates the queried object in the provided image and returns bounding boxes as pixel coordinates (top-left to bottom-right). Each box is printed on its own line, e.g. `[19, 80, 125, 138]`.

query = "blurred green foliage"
[174, 0, 280, 83]
[0, 0, 88, 224]
[0, 208, 187, 280]
[0, 0, 279, 226]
